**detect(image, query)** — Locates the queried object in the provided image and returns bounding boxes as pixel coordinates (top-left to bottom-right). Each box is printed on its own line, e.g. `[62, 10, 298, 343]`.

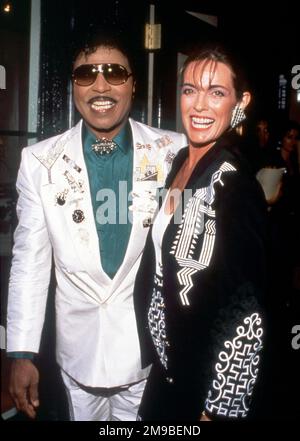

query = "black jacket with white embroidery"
[134, 132, 267, 420]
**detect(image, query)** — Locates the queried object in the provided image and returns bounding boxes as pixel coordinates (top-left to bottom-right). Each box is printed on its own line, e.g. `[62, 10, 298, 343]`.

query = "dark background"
[1, 0, 299, 138]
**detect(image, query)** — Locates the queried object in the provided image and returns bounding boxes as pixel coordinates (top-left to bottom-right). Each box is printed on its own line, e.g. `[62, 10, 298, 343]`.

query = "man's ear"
[132, 81, 136, 98]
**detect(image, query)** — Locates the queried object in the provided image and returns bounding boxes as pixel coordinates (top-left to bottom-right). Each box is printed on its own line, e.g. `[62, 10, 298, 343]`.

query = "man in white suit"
[7, 28, 186, 421]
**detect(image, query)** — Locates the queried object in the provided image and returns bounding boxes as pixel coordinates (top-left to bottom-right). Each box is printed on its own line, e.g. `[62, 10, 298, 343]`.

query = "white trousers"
[61, 370, 146, 421]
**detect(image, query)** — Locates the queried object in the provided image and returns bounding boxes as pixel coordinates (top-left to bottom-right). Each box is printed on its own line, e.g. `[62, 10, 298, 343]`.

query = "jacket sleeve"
[7, 148, 52, 353]
[204, 174, 267, 420]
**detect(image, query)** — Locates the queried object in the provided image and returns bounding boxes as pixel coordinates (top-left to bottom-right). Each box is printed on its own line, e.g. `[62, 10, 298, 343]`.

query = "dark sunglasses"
[72, 63, 133, 86]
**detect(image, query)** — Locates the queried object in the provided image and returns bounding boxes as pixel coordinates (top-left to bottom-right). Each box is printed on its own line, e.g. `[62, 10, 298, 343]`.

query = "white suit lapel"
[50, 121, 112, 294]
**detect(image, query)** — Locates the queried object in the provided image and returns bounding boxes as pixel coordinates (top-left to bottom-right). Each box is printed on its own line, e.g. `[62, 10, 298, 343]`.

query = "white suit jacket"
[7, 118, 187, 387]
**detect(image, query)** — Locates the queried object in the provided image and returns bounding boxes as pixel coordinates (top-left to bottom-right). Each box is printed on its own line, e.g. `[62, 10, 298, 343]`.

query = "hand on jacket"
[9, 359, 40, 419]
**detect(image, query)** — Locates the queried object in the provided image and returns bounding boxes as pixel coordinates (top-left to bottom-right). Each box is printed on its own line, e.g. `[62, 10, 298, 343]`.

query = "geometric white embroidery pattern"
[32, 131, 75, 184]
[205, 312, 263, 418]
[148, 274, 169, 369]
[170, 161, 236, 306]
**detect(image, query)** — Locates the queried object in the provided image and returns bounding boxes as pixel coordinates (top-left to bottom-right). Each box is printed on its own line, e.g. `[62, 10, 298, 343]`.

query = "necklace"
[92, 138, 117, 156]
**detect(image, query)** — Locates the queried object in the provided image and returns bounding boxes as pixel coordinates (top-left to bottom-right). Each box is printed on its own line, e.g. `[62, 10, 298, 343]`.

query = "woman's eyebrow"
[181, 82, 195, 87]
[208, 84, 228, 90]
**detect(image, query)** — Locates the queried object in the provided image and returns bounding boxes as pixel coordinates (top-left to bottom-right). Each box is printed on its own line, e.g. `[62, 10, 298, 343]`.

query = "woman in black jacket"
[134, 45, 267, 421]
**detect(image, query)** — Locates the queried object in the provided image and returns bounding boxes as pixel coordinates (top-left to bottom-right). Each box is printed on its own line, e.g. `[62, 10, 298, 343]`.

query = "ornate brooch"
[92, 138, 117, 156]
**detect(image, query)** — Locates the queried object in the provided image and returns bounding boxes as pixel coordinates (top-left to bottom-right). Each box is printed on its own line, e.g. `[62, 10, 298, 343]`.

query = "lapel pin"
[63, 154, 82, 173]
[55, 189, 69, 206]
[72, 209, 85, 223]
[143, 218, 152, 228]
[64, 170, 85, 193]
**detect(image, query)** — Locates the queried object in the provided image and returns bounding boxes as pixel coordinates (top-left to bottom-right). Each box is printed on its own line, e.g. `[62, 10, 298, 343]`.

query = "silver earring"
[230, 105, 246, 128]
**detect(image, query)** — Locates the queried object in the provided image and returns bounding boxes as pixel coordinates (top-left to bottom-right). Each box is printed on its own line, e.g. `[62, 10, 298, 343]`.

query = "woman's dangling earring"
[230, 105, 246, 128]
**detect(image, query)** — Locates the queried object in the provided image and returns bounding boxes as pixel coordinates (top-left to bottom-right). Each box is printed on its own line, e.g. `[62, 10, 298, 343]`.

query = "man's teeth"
[191, 117, 214, 128]
[91, 101, 115, 111]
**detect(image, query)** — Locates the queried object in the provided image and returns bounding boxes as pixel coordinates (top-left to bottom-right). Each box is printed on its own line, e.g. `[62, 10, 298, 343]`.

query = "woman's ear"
[240, 91, 251, 110]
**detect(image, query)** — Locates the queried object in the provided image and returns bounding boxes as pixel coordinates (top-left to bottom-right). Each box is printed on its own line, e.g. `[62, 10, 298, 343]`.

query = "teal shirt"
[83, 123, 133, 279]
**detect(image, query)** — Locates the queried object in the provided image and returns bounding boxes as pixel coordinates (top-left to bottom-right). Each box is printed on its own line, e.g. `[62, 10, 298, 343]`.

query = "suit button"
[166, 377, 174, 384]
